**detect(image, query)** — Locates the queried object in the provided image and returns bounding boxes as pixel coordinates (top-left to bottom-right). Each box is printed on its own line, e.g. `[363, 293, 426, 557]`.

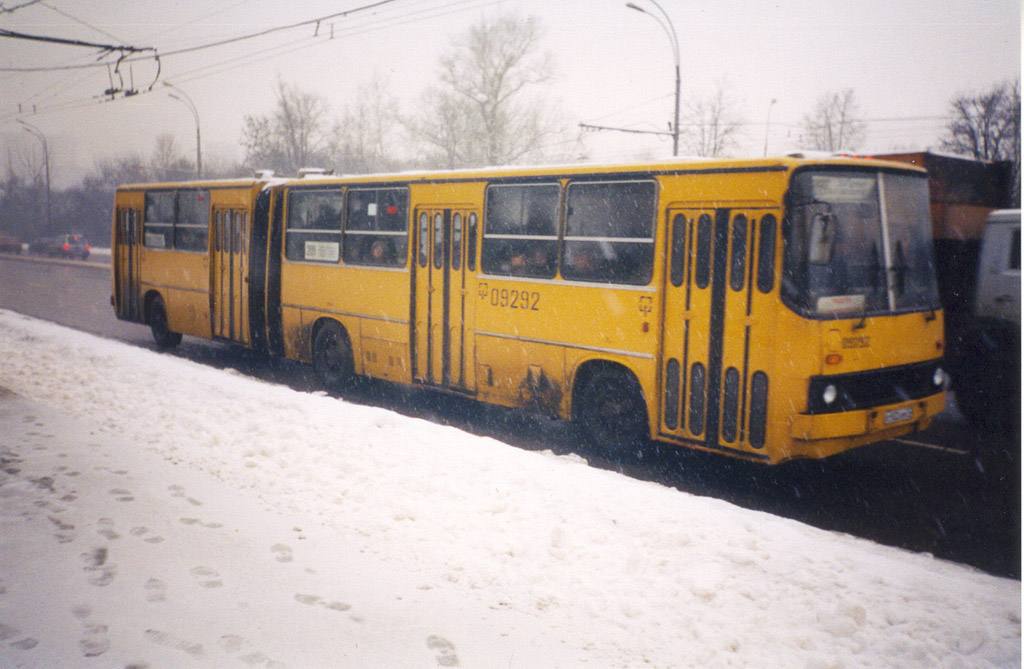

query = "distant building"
[877, 151, 1016, 360]
[876, 151, 1015, 239]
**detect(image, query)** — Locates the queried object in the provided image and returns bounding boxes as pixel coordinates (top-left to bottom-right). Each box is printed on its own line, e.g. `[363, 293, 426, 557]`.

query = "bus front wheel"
[575, 369, 648, 459]
[312, 321, 353, 392]
[147, 295, 182, 349]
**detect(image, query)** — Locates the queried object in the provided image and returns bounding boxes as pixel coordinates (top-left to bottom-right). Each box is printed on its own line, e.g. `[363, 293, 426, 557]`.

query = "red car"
[0, 235, 22, 254]
[29, 234, 90, 260]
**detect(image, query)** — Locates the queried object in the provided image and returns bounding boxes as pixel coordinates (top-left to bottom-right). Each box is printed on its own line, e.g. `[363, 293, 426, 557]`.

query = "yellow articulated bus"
[112, 156, 947, 464]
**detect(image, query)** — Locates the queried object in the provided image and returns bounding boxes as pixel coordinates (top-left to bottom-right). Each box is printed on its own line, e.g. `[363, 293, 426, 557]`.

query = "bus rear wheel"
[575, 369, 648, 459]
[312, 321, 354, 392]
[147, 295, 182, 349]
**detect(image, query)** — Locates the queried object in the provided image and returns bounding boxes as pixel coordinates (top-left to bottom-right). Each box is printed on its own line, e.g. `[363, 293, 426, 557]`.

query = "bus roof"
[116, 155, 926, 191]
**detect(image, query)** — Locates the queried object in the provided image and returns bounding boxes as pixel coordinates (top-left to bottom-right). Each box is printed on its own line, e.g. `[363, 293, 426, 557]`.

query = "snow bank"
[0, 309, 1019, 667]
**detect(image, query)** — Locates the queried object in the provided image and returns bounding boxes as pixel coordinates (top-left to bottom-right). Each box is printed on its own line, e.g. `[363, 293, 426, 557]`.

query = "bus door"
[114, 207, 142, 321]
[661, 208, 766, 454]
[413, 207, 476, 389]
[212, 208, 250, 344]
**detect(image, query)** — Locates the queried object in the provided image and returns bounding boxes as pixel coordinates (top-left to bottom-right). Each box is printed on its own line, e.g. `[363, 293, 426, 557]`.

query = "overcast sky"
[0, 0, 1019, 186]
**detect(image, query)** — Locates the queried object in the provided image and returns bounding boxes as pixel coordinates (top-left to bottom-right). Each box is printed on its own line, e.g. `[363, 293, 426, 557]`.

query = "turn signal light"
[825, 353, 843, 365]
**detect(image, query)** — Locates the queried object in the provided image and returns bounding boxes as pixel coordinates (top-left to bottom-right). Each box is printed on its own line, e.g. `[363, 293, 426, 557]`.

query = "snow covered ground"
[0, 308, 1019, 668]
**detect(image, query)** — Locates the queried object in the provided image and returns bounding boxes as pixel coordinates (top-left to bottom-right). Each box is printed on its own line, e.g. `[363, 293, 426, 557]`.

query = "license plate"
[884, 406, 914, 425]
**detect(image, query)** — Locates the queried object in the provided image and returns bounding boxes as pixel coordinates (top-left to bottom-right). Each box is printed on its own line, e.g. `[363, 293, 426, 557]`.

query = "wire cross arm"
[578, 123, 674, 137]
[0, 27, 153, 53]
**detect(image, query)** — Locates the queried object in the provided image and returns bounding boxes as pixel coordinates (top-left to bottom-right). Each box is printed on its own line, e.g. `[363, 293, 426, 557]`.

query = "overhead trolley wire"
[0, 0, 400, 72]
[39, 1, 129, 44]
[0, 0, 500, 123]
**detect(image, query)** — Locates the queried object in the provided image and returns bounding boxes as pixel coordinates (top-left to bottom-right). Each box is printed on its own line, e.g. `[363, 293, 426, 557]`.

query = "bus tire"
[147, 295, 182, 349]
[312, 320, 354, 392]
[575, 369, 648, 459]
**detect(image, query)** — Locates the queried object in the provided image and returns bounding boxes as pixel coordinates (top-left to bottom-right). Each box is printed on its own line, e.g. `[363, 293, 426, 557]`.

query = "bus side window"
[344, 187, 408, 267]
[481, 183, 559, 278]
[562, 179, 656, 285]
[143, 190, 175, 249]
[433, 213, 444, 270]
[729, 214, 747, 292]
[670, 213, 686, 287]
[419, 213, 429, 267]
[175, 189, 210, 252]
[285, 188, 343, 263]
[467, 213, 478, 271]
[452, 213, 462, 270]
[695, 214, 713, 289]
[757, 214, 777, 293]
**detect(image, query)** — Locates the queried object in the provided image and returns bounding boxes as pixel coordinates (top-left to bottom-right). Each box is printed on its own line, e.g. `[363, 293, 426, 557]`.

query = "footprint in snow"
[271, 544, 293, 563]
[145, 578, 167, 603]
[97, 517, 120, 540]
[217, 634, 289, 668]
[168, 484, 203, 506]
[294, 593, 351, 612]
[47, 515, 75, 543]
[130, 526, 165, 544]
[80, 547, 117, 587]
[190, 566, 223, 589]
[79, 623, 110, 658]
[31, 475, 55, 493]
[109, 488, 134, 502]
[180, 517, 223, 529]
[144, 629, 203, 658]
[0, 623, 39, 652]
[426, 635, 460, 667]
[9, 637, 39, 650]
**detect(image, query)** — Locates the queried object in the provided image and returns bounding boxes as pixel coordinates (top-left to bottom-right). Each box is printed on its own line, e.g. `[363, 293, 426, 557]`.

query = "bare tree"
[683, 85, 745, 157]
[409, 12, 562, 168]
[241, 78, 336, 175]
[89, 153, 149, 188]
[801, 89, 866, 152]
[335, 73, 404, 174]
[941, 79, 1020, 161]
[150, 133, 193, 182]
[942, 80, 1021, 206]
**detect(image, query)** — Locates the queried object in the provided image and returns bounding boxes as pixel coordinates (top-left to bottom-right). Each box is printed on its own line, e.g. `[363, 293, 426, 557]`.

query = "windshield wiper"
[868, 243, 882, 294]
[853, 304, 869, 330]
[890, 240, 908, 295]
[851, 244, 881, 330]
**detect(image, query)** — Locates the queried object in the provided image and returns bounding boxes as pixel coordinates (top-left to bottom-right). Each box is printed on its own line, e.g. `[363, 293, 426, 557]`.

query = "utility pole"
[18, 120, 51, 234]
[164, 81, 202, 179]
[764, 99, 777, 157]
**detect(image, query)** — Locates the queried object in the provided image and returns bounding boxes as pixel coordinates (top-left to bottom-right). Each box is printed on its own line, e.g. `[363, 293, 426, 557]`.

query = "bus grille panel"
[806, 360, 942, 414]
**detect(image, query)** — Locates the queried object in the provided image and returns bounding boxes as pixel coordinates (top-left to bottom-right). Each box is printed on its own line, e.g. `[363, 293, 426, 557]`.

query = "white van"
[953, 209, 1020, 431]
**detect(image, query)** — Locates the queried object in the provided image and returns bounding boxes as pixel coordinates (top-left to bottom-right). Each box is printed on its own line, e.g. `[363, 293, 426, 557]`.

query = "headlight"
[822, 384, 838, 405]
[933, 367, 945, 387]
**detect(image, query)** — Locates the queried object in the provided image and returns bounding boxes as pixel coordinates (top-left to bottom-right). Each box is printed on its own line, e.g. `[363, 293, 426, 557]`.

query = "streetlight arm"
[626, 1, 679, 66]
[167, 92, 199, 125]
[626, 1, 681, 157]
[163, 81, 202, 180]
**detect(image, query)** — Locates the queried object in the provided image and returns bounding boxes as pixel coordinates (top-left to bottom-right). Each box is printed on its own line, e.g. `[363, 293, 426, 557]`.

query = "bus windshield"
[782, 169, 940, 317]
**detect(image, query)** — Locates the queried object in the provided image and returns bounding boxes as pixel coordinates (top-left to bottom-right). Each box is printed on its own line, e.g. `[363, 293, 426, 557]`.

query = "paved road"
[1, 253, 1019, 578]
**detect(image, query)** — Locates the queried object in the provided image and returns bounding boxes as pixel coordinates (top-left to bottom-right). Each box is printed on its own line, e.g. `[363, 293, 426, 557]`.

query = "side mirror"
[808, 211, 836, 264]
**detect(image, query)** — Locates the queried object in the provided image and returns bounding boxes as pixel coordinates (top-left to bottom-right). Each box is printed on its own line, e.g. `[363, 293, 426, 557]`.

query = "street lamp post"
[163, 81, 202, 179]
[764, 99, 777, 157]
[626, 0, 680, 157]
[18, 120, 51, 234]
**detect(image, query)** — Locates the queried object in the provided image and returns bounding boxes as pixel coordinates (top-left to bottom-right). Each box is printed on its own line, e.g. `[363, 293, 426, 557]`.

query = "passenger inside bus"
[367, 238, 396, 265]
